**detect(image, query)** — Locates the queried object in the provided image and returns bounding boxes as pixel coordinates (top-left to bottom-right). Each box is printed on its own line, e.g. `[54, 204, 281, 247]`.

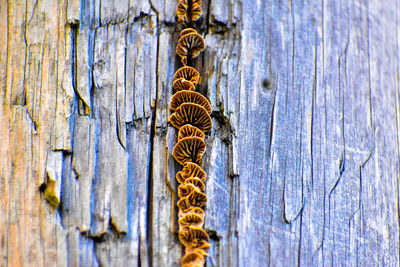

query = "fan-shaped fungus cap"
[184, 177, 205, 191]
[179, 213, 204, 228]
[179, 226, 210, 247]
[176, 33, 205, 59]
[177, 197, 192, 212]
[172, 136, 206, 165]
[176, 0, 202, 23]
[185, 239, 211, 253]
[173, 78, 196, 92]
[180, 28, 198, 37]
[181, 249, 208, 267]
[177, 188, 207, 209]
[178, 206, 205, 219]
[173, 66, 200, 85]
[170, 90, 212, 114]
[178, 183, 198, 198]
[169, 103, 212, 132]
[176, 162, 207, 183]
[187, 189, 207, 207]
[178, 125, 205, 141]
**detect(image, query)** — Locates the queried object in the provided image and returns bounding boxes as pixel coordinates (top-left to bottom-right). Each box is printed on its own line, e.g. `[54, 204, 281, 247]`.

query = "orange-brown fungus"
[179, 227, 210, 247]
[170, 90, 212, 114]
[173, 78, 196, 91]
[169, 103, 212, 132]
[176, 33, 205, 59]
[178, 206, 205, 219]
[173, 66, 200, 84]
[172, 136, 206, 165]
[178, 125, 205, 141]
[180, 28, 198, 37]
[176, 162, 207, 183]
[176, 0, 202, 23]
[181, 249, 208, 267]
[178, 183, 198, 198]
[179, 213, 204, 228]
[187, 189, 207, 207]
[183, 177, 205, 191]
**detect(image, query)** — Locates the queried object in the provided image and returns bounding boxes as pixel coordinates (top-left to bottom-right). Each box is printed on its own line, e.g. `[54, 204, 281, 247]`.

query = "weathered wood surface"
[1, 0, 399, 266]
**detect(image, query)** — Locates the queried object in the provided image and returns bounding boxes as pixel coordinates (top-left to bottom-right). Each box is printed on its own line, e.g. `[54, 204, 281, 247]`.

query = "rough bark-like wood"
[1, 0, 399, 266]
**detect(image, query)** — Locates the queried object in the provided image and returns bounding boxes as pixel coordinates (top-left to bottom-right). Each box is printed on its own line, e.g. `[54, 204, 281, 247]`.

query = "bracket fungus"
[176, 33, 205, 59]
[170, 1, 211, 265]
[173, 66, 200, 85]
[179, 227, 210, 247]
[179, 213, 204, 228]
[176, 0, 202, 23]
[172, 137, 206, 165]
[176, 161, 207, 184]
[180, 28, 198, 36]
[170, 90, 212, 114]
[178, 125, 205, 141]
[183, 177, 205, 191]
[173, 78, 196, 91]
[181, 249, 208, 267]
[169, 103, 212, 132]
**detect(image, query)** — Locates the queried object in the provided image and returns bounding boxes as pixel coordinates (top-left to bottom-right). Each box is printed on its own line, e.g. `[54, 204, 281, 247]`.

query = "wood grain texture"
[0, 0, 399, 266]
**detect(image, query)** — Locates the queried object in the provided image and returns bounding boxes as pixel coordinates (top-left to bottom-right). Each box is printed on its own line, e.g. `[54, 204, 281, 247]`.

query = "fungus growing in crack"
[181, 249, 208, 267]
[170, 90, 212, 114]
[187, 189, 208, 207]
[179, 213, 204, 228]
[169, 103, 212, 132]
[180, 28, 198, 36]
[173, 78, 196, 92]
[176, 33, 205, 60]
[179, 226, 210, 247]
[185, 240, 211, 254]
[172, 136, 206, 165]
[178, 125, 205, 141]
[178, 206, 205, 219]
[173, 66, 200, 84]
[176, 0, 202, 23]
[178, 183, 198, 198]
[183, 177, 205, 191]
[176, 162, 207, 183]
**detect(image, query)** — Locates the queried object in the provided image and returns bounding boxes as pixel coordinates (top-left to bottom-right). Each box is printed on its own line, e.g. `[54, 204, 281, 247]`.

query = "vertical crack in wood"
[146, 2, 161, 266]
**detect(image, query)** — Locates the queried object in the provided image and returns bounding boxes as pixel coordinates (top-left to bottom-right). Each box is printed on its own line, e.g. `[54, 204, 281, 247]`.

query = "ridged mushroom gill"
[171, 2, 211, 266]
[176, 0, 202, 23]
[169, 103, 212, 132]
[173, 66, 200, 84]
[178, 125, 205, 140]
[170, 90, 212, 114]
[173, 78, 196, 91]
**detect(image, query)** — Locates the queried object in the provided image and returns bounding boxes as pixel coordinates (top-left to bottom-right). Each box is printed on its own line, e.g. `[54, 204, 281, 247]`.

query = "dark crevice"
[145, 2, 161, 266]
[71, 22, 90, 116]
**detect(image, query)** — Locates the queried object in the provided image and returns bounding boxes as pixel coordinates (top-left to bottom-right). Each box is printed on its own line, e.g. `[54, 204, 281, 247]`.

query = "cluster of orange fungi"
[170, 1, 211, 266]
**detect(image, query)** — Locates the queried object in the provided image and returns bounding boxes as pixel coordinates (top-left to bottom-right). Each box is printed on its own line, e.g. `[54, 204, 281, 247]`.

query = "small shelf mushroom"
[172, 136, 206, 165]
[173, 78, 196, 91]
[179, 226, 210, 247]
[179, 213, 204, 228]
[176, 0, 202, 23]
[170, 90, 212, 114]
[173, 66, 200, 84]
[180, 28, 198, 37]
[176, 162, 207, 183]
[178, 125, 206, 141]
[181, 249, 208, 267]
[176, 32, 205, 59]
[169, 103, 212, 132]
[183, 177, 205, 191]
